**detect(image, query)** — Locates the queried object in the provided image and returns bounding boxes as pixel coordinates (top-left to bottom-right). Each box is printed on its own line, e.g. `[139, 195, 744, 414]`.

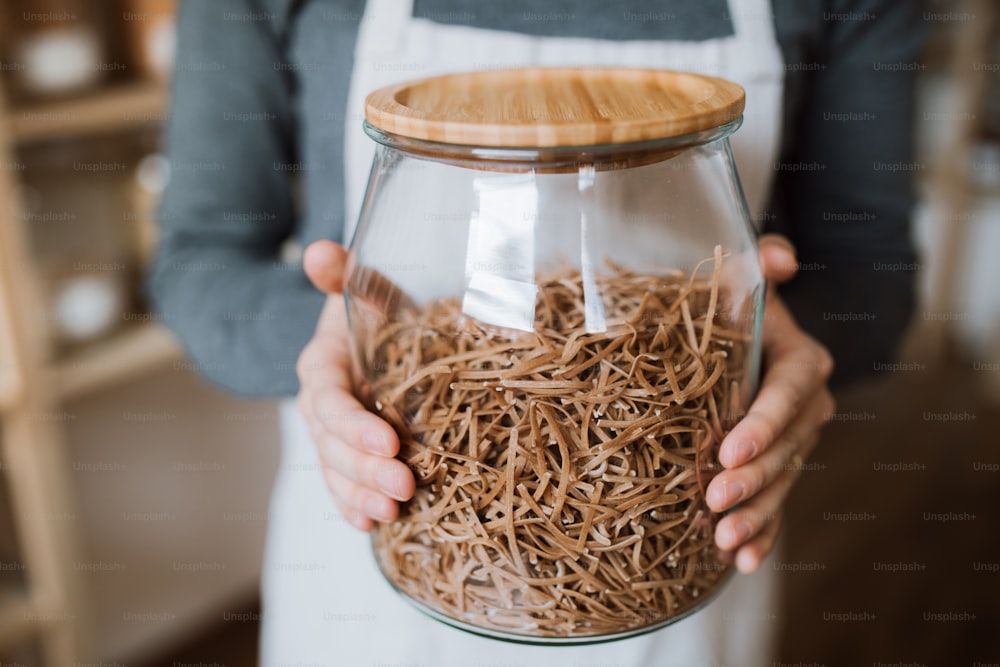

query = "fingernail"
[709, 479, 745, 510]
[736, 549, 759, 573]
[730, 520, 752, 546]
[364, 431, 391, 456]
[725, 480, 746, 506]
[731, 440, 757, 466]
[375, 467, 403, 500]
[708, 482, 726, 509]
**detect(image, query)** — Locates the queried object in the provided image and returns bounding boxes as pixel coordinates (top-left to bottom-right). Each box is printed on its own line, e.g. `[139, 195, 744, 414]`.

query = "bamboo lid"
[364, 68, 745, 148]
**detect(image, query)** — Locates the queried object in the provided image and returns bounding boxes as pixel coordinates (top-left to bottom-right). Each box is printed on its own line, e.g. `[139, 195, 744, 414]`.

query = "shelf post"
[0, 80, 91, 665]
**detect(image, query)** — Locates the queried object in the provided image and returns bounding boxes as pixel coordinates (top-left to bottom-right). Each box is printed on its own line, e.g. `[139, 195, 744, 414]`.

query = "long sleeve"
[149, 0, 327, 396]
[768, 0, 926, 387]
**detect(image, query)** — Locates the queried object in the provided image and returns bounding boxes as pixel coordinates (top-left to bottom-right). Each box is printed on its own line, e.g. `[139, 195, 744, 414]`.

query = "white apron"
[263, 1, 785, 665]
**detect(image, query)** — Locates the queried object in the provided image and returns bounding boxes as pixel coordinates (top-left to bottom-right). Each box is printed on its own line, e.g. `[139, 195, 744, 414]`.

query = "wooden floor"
[779, 356, 1000, 666]
[139, 356, 1000, 667]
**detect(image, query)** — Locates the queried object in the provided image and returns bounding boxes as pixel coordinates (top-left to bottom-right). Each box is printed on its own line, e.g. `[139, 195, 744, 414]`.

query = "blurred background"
[0, 0, 997, 665]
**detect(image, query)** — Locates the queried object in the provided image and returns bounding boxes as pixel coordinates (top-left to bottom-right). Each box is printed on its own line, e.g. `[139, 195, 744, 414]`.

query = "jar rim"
[363, 117, 743, 171]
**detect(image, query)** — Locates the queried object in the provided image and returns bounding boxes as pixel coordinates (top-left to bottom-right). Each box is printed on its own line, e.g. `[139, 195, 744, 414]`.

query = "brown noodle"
[358, 246, 749, 638]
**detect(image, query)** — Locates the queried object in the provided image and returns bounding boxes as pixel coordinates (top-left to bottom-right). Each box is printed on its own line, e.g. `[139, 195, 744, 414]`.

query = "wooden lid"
[364, 68, 745, 148]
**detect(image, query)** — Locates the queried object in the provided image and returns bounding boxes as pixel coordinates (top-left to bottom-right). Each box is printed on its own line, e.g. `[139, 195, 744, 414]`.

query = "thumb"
[759, 233, 798, 286]
[304, 240, 350, 294]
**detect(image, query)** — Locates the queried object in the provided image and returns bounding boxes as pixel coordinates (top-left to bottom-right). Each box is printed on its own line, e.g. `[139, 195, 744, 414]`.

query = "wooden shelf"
[0, 591, 34, 652]
[50, 323, 182, 403]
[0, 10, 182, 663]
[10, 83, 168, 146]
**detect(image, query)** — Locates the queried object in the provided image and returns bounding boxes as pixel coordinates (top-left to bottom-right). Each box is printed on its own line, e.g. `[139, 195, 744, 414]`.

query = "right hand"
[296, 240, 415, 531]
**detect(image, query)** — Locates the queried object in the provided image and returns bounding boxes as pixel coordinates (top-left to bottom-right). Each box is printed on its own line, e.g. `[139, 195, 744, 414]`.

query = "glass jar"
[345, 68, 764, 644]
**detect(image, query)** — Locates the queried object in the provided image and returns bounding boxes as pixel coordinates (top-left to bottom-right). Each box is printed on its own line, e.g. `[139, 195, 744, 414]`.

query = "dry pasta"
[358, 246, 749, 638]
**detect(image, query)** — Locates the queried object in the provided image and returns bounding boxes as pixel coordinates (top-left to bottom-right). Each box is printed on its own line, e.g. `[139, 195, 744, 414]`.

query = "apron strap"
[357, 0, 413, 61]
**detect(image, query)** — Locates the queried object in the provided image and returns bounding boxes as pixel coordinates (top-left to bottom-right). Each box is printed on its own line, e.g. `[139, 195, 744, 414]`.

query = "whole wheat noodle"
[359, 246, 751, 639]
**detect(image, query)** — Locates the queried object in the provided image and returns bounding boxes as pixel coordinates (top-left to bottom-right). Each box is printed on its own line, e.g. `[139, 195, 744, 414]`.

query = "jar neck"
[363, 117, 743, 172]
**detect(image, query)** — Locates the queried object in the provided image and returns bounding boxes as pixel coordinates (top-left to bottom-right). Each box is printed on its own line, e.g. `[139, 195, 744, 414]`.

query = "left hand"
[705, 234, 835, 573]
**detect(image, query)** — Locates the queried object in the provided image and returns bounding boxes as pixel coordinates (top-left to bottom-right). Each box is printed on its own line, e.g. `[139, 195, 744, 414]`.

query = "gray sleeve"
[768, 0, 927, 387]
[150, 0, 331, 397]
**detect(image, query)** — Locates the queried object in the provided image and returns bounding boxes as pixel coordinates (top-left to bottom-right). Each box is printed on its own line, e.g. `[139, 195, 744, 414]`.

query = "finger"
[714, 389, 831, 554]
[315, 451, 376, 531]
[297, 301, 394, 456]
[345, 510, 374, 532]
[707, 386, 830, 512]
[734, 509, 782, 573]
[719, 335, 833, 469]
[313, 430, 414, 502]
[297, 302, 353, 391]
[715, 467, 790, 553]
[758, 233, 798, 286]
[310, 378, 401, 458]
[321, 466, 399, 526]
[299, 339, 414, 504]
[340, 503, 376, 532]
[304, 240, 350, 294]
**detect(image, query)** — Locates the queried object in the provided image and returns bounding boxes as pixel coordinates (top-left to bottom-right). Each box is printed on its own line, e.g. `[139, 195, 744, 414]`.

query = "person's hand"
[297, 240, 415, 531]
[705, 234, 835, 573]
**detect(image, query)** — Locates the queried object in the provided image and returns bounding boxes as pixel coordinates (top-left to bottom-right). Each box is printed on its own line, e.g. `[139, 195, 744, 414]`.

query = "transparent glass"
[345, 119, 764, 644]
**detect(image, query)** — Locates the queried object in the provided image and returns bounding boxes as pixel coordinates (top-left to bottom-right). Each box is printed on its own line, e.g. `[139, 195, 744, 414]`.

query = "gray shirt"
[151, 0, 925, 396]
